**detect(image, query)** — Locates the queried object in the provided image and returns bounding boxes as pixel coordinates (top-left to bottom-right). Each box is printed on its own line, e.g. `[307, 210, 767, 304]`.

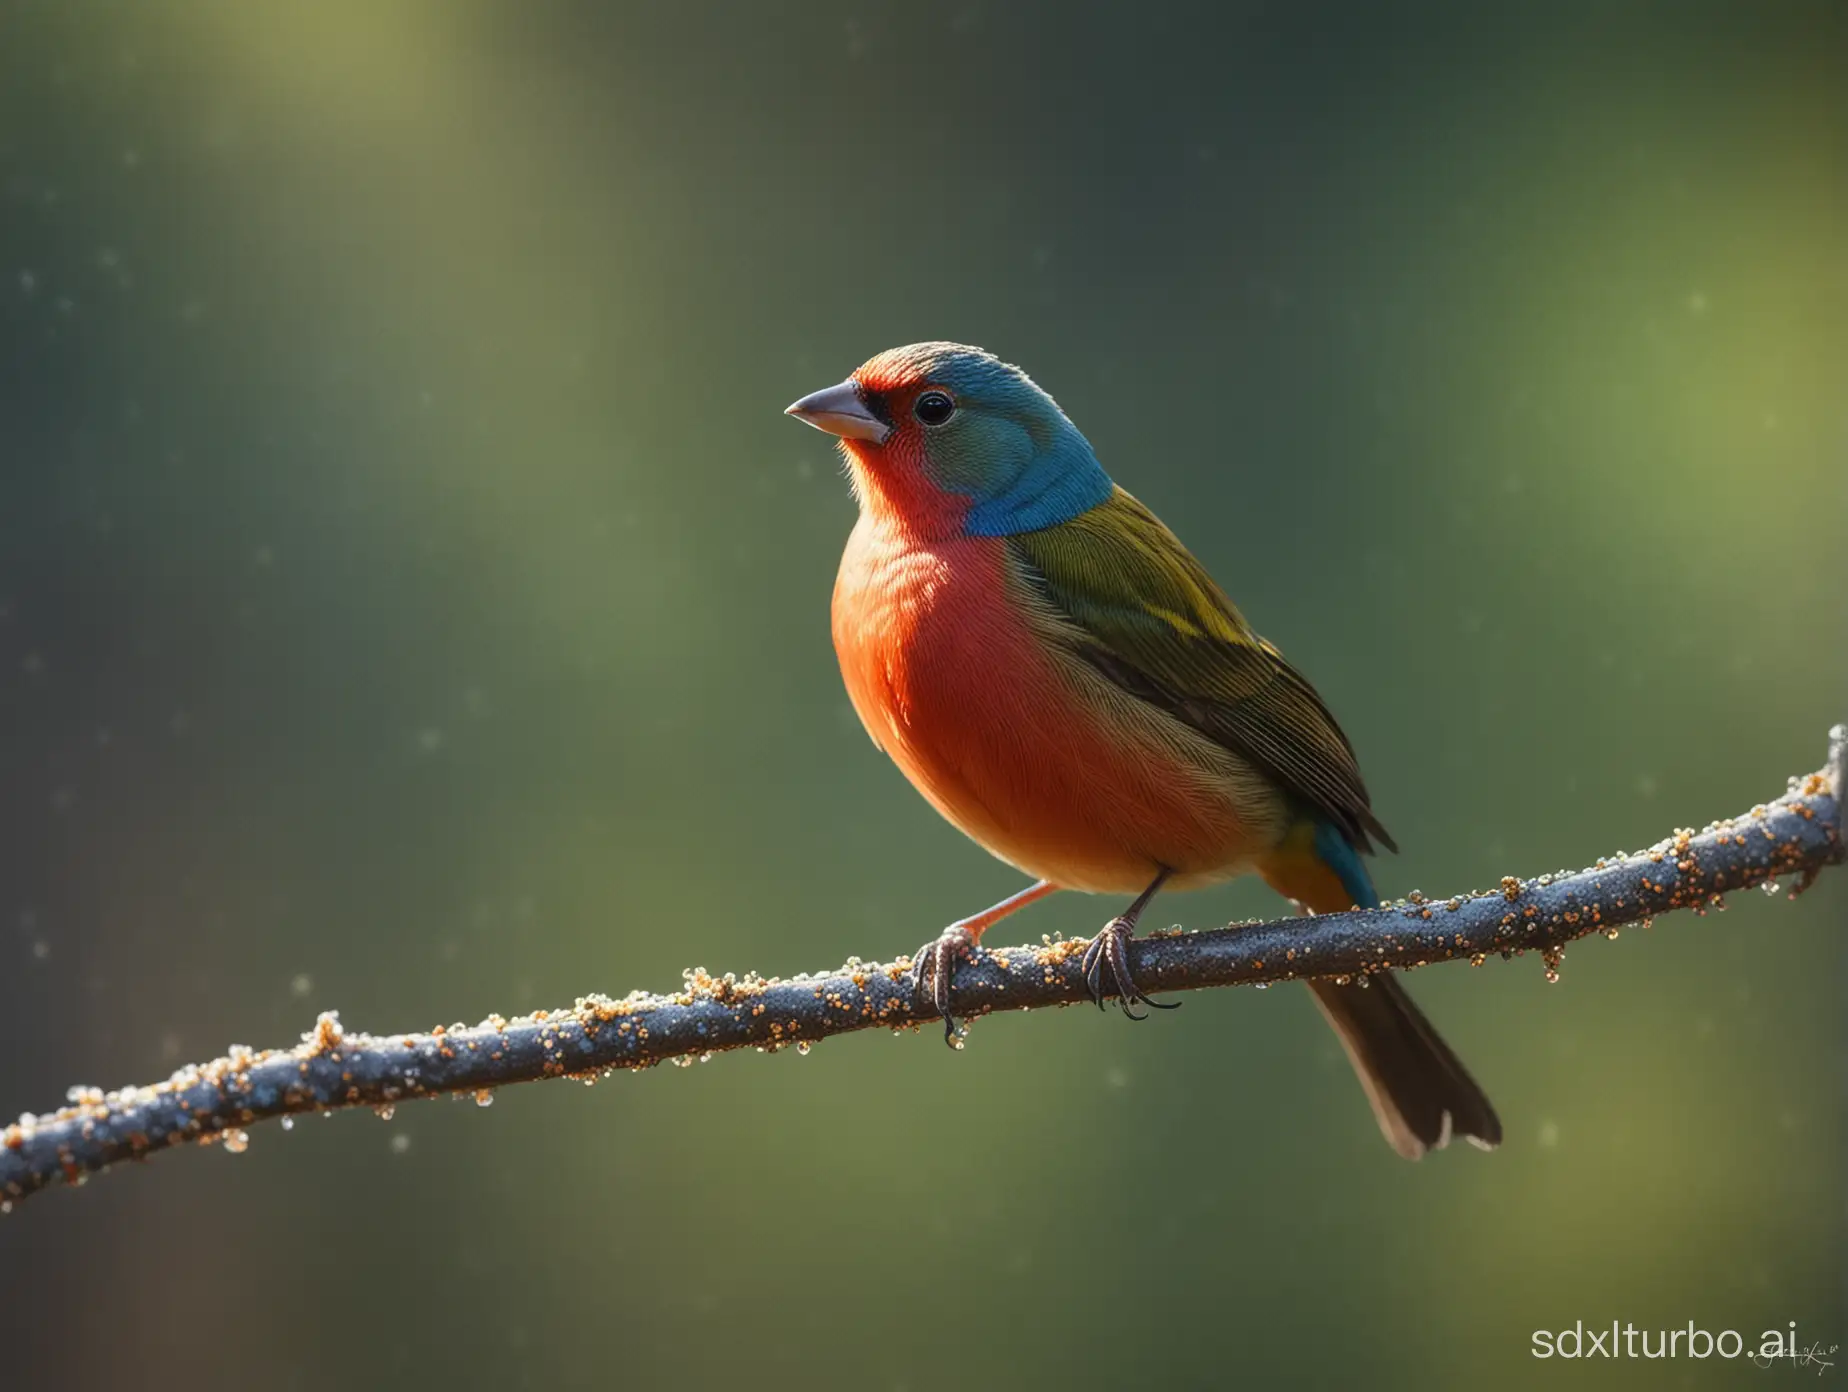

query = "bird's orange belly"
[832, 526, 1286, 894]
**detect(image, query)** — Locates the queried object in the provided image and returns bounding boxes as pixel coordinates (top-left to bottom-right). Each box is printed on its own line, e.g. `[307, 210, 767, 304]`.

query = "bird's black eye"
[914, 390, 956, 427]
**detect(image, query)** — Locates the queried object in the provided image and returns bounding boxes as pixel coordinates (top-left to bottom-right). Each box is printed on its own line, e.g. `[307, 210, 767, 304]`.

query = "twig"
[3, 728, 1842, 1211]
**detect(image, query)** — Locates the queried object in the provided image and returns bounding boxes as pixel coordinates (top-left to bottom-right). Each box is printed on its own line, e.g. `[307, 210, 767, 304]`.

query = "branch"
[4, 727, 1842, 1212]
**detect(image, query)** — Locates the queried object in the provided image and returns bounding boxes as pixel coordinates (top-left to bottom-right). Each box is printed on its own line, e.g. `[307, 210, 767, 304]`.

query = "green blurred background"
[1, 2, 1842, 1387]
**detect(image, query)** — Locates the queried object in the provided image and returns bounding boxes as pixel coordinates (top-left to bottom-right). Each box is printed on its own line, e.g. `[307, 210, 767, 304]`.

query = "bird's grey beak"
[784, 380, 891, 443]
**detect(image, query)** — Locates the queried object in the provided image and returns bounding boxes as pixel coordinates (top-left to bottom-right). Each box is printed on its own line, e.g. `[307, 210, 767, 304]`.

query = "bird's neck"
[845, 431, 1114, 544]
[842, 438, 974, 546]
[962, 428, 1113, 537]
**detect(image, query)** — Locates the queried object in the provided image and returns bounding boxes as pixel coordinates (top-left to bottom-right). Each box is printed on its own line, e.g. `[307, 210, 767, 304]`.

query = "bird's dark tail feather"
[1308, 974, 1502, 1160]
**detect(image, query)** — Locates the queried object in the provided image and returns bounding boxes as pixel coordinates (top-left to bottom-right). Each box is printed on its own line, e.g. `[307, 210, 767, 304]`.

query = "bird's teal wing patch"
[1314, 819, 1382, 908]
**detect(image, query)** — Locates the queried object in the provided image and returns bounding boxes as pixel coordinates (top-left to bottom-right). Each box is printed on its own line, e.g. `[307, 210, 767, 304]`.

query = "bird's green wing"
[1007, 485, 1395, 853]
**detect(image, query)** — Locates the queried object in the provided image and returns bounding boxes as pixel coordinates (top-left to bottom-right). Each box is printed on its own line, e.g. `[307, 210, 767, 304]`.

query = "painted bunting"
[787, 342, 1499, 1159]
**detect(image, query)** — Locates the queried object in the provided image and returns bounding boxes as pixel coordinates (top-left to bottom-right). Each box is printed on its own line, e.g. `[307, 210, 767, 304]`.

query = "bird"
[786, 342, 1499, 1159]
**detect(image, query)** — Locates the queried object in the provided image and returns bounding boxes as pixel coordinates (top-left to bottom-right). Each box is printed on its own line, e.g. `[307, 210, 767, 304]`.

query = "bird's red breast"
[831, 511, 1284, 894]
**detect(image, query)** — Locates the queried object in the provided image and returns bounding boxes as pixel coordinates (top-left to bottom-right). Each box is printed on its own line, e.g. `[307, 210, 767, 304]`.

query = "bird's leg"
[1080, 868, 1180, 1019]
[913, 880, 1060, 1045]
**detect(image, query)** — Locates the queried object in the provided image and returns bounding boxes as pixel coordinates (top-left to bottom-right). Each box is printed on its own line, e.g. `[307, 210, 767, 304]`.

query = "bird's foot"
[911, 924, 977, 1046]
[1080, 917, 1181, 1019]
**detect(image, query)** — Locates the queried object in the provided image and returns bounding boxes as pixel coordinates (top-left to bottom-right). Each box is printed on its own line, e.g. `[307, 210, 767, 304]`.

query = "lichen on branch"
[3, 728, 1842, 1213]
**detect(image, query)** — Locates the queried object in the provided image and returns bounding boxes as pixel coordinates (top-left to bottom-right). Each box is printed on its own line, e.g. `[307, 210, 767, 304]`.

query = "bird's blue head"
[785, 342, 1113, 538]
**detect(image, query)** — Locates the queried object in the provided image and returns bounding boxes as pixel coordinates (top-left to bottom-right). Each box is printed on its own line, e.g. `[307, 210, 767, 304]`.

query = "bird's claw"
[912, 924, 976, 1045]
[1079, 916, 1180, 1019]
